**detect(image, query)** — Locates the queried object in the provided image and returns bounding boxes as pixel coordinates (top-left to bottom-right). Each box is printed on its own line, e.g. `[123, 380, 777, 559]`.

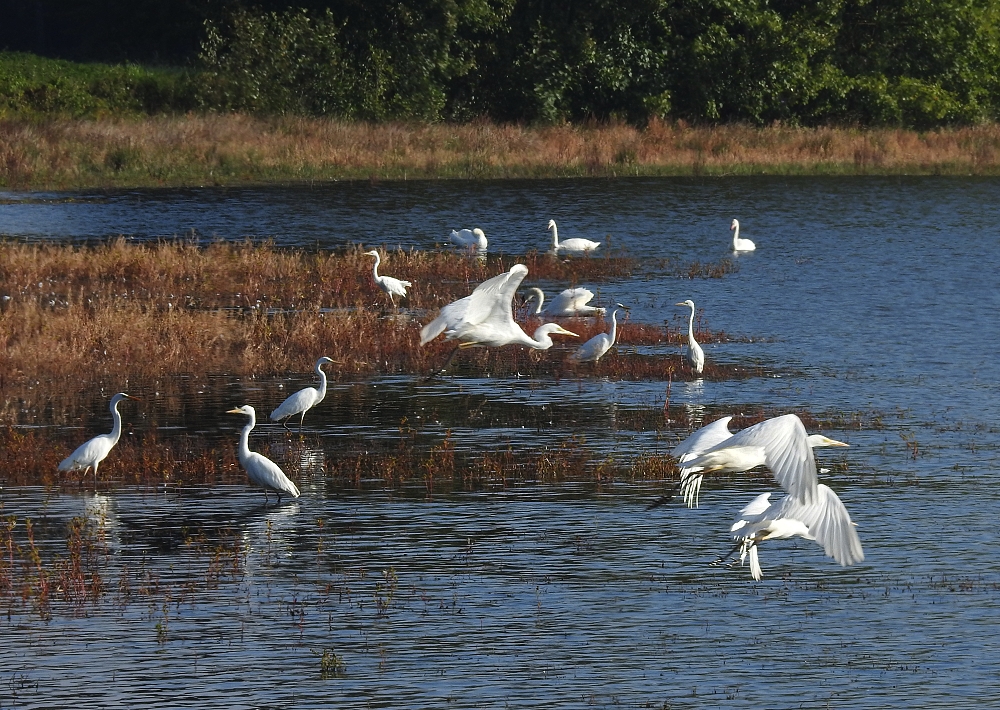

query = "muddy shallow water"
[2, 176, 1000, 708]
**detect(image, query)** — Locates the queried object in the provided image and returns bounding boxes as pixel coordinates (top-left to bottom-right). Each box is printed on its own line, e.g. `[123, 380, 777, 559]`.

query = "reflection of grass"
[6, 116, 1000, 189]
[0, 405, 873, 489]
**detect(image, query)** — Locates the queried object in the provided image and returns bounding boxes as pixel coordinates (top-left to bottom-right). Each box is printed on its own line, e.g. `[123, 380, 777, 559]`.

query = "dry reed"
[4, 116, 1000, 189]
[0, 240, 738, 423]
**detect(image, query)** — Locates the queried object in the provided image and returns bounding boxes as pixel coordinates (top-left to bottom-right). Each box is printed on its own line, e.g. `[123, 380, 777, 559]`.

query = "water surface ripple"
[3, 177, 1000, 708]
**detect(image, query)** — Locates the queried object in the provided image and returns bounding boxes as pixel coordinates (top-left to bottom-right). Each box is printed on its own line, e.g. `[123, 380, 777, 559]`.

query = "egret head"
[730, 219, 739, 231]
[615, 302, 629, 310]
[110, 392, 138, 408]
[536, 323, 577, 338]
[675, 299, 696, 309]
[364, 250, 379, 258]
[806, 434, 850, 448]
[227, 404, 256, 418]
[316, 356, 335, 368]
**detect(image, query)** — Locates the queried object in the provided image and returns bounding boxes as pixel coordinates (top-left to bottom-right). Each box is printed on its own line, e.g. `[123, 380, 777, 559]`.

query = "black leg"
[710, 539, 746, 567]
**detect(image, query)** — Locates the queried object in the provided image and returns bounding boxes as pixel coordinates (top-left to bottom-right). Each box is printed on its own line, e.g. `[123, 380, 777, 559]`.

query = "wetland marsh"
[2, 176, 1000, 708]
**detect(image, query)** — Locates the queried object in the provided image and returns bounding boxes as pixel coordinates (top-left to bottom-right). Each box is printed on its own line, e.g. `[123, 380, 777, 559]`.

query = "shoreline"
[3, 116, 1000, 190]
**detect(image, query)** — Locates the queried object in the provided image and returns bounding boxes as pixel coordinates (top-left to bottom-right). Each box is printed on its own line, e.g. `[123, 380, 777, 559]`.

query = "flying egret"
[270, 356, 334, 431]
[364, 250, 412, 306]
[227, 405, 300, 503]
[714, 483, 864, 580]
[570, 305, 626, 363]
[682, 413, 837, 505]
[450, 228, 488, 252]
[525, 287, 605, 317]
[676, 299, 704, 374]
[730, 219, 756, 252]
[58, 392, 137, 486]
[659, 418, 849, 509]
[420, 264, 578, 371]
[548, 220, 600, 255]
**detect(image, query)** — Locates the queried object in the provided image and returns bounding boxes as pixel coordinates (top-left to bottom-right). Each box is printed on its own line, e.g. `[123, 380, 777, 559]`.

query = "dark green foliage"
[0, 51, 201, 118]
[2, 0, 999, 127]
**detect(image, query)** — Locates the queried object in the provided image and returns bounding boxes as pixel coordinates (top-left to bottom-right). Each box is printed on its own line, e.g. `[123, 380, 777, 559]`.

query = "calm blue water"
[2, 177, 1000, 708]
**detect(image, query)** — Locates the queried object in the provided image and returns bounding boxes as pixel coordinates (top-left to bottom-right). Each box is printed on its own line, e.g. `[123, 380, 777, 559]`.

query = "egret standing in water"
[548, 220, 600, 255]
[364, 249, 412, 306]
[420, 264, 577, 371]
[270, 356, 334, 431]
[59, 392, 137, 487]
[730, 218, 756, 252]
[570, 305, 626, 363]
[525, 287, 605, 317]
[228, 405, 300, 503]
[715, 483, 864, 580]
[676, 299, 705, 374]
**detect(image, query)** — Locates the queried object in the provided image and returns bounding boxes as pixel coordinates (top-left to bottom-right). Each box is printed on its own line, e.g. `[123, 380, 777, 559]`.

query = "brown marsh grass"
[4, 115, 1000, 189]
[0, 240, 738, 421]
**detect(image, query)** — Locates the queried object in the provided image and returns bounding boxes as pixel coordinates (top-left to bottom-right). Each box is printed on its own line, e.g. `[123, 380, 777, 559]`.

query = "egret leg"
[646, 480, 682, 510]
[281, 418, 291, 432]
[710, 540, 747, 567]
[299, 410, 306, 433]
[438, 345, 462, 374]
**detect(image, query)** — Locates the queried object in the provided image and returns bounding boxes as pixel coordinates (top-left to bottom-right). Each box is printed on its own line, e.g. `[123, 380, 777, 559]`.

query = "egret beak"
[823, 438, 850, 447]
[226, 407, 245, 415]
[124, 394, 141, 401]
[674, 302, 688, 307]
[555, 326, 578, 337]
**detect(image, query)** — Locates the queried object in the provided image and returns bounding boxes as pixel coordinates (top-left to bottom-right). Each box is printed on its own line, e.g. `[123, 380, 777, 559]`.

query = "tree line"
[2, 0, 999, 127]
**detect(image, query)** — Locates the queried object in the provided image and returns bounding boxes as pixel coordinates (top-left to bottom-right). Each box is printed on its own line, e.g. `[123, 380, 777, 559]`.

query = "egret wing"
[772, 484, 864, 566]
[711, 414, 817, 504]
[673, 416, 734, 460]
[271, 387, 320, 420]
[420, 295, 471, 345]
[59, 434, 114, 470]
[464, 264, 529, 328]
[570, 333, 611, 362]
[246, 452, 300, 498]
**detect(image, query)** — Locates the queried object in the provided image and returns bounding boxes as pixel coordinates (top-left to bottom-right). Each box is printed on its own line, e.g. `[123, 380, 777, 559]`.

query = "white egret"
[227, 405, 300, 503]
[570, 305, 625, 363]
[649, 418, 849, 509]
[270, 356, 334, 431]
[525, 287, 605, 317]
[730, 218, 756, 252]
[548, 219, 600, 255]
[420, 264, 578, 371]
[715, 483, 864, 580]
[364, 250, 412, 306]
[676, 299, 704, 374]
[450, 228, 488, 252]
[683, 413, 842, 506]
[58, 392, 136, 486]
